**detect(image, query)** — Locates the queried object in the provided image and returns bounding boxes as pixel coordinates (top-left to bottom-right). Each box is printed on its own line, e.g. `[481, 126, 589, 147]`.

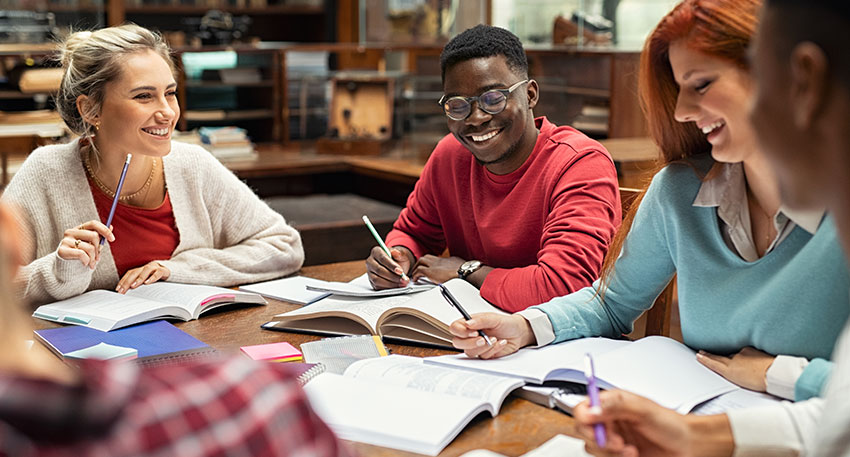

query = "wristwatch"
[457, 260, 482, 281]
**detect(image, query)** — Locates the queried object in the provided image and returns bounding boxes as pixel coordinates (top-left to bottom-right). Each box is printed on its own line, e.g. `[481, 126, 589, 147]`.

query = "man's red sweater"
[385, 117, 621, 312]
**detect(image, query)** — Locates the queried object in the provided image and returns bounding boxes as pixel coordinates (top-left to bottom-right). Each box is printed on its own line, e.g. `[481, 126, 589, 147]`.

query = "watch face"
[460, 260, 482, 275]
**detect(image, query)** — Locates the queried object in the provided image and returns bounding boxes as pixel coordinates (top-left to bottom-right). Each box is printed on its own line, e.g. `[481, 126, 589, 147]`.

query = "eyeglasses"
[438, 80, 529, 121]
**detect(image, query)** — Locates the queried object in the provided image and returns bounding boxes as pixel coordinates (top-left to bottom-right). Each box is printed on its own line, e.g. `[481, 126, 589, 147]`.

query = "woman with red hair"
[449, 0, 848, 403]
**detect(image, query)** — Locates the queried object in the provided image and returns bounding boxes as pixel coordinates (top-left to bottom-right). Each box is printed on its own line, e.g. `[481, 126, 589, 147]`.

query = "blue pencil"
[100, 154, 132, 246]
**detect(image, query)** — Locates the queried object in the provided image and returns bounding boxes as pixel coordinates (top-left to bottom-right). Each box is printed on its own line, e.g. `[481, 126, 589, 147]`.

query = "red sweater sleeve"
[480, 150, 620, 312]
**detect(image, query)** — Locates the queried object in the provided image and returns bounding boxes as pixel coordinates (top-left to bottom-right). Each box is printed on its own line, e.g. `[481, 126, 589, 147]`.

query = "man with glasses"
[365, 24, 620, 312]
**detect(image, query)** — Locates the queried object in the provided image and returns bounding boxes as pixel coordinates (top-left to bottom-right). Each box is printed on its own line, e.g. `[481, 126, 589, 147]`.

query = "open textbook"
[263, 278, 506, 348]
[302, 354, 523, 456]
[426, 336, 743, 413]
[33, 282, 267, 332]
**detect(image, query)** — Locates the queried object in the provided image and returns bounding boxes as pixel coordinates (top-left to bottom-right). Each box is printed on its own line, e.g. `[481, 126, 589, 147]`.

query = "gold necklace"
[84, 152, 157, 202]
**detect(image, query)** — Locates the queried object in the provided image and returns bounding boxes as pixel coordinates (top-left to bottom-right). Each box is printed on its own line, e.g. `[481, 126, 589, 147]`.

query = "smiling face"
[442, 56, 539, 175]
[669, 41, 759, 164]
[93, 49, 179, 159]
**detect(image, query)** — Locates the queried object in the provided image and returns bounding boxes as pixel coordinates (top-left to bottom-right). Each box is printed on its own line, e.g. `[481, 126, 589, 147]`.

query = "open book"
[302, 354, 523, 456]
[263, 278, 506, 348]
[426, 336, 742, 413]
[33, 282, 267, 332]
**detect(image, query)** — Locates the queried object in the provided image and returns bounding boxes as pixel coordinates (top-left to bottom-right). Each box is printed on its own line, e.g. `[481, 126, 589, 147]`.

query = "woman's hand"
[696, 347, 775, 392]
[57, 221, 114, 269]
[448, 313, 536, 359]
[117, 261, 170, 293]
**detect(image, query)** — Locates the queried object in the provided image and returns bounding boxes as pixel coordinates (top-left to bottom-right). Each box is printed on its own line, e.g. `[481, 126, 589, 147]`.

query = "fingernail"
[466, 319, 476, 326]
[131, 281, 138, 287]
[499, 339, 507, 346]
[394, 267, 404, 275]
[476, 338, 485, 347]
[468, 332, 478, 338]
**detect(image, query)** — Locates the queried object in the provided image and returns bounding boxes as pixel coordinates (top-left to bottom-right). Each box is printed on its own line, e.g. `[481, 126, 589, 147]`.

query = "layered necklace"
[84, 149, 157, 202]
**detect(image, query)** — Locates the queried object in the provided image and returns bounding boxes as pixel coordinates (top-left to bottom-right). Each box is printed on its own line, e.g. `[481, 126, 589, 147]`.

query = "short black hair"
[440, 24, 529, 84]
[764, 0, 850, 87]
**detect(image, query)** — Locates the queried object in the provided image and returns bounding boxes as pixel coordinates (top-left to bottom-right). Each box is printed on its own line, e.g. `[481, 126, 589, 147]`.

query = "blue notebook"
[34, 320, 216, 366]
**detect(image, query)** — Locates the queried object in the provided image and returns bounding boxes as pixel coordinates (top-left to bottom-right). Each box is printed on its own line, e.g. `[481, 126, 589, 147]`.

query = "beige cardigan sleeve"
[2, 143, 120, 305]
[157, 143, 304, 286]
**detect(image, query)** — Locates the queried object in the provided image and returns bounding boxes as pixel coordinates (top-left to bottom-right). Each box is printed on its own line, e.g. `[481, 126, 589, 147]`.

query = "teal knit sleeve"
[795, 358, 833, 400]
[531, 167, 679, 342]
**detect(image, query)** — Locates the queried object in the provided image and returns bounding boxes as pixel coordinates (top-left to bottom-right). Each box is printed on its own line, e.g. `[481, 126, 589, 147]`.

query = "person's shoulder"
[646, 154, 714, 203]
[25, 141, 79, 165]
[655, 154, 713, 184]
[15, 141, 79, 181]
[540, 119, 612, 163]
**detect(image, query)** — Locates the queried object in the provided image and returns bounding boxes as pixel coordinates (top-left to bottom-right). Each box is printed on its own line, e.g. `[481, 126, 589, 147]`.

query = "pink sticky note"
[240, 342, 302, 361]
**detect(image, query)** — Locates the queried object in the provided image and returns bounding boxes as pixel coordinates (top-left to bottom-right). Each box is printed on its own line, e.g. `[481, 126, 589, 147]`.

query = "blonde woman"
[0, 203, 348, 456]
[2, 24, 303, 305]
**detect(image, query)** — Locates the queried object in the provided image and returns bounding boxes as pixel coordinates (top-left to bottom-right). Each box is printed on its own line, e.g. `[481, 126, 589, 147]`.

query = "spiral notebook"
[284, 362, 327, 386]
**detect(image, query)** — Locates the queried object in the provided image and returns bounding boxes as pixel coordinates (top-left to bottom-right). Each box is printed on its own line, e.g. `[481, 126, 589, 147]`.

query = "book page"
[239, 276, 331, 305]
[425, 337, 630, 383]
[306, 273, 434, 297]
[304, 372, 492, 456]
[594, 336, 737, 413]
[33, 290, 189, 332]
[379, 279, 507, 341]
[690, 388, 784, 415]
[344, 355, 523, 413]
[274, 294, 413, 334]
[127, 282, 263, 318]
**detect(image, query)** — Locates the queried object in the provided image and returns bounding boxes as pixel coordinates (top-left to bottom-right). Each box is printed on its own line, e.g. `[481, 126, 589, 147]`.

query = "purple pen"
[584, 353, 607, 448]
[100, 154, 132, 246]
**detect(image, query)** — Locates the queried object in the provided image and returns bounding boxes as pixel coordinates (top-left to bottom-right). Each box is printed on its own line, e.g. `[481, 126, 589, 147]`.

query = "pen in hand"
[362, 215, 410, 282]
[418, 276, 493, 347]
[584, 353, 607, 448]
[101, 154, 132, 246]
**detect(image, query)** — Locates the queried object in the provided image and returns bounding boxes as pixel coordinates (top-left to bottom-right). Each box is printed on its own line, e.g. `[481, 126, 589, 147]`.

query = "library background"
[0, 0, 677, 266]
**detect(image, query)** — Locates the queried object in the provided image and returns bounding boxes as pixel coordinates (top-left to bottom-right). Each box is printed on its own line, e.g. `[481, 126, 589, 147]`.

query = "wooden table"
[32, 260, 578, 457]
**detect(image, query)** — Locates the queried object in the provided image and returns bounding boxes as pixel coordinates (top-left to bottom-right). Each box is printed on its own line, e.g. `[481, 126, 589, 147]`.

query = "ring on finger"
[74, 239, 81, 249]
[78, 224, 85, 230]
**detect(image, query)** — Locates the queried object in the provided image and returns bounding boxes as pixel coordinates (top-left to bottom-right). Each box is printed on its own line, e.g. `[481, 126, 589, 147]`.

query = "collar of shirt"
[0, 359, 137, 443]
[693, 162, 825, 262]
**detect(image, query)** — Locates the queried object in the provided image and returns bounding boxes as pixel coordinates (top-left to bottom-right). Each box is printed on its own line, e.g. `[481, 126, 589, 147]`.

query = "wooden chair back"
[619, 187, 676, 337]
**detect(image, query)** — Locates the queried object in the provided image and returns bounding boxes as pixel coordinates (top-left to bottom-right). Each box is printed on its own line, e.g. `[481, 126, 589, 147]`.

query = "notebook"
[33, 282, 267, 331]
[302, 355, 523, 456]
[34, 320, 216, 366]
[263, 278, 506, 349]
[238, 276, 331, 305]
[426, 336, 740, 414]
[301, 335, 389, 374]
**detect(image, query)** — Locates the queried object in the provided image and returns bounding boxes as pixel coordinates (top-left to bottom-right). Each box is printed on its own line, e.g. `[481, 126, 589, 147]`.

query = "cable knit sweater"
[2, 140, 304, 305]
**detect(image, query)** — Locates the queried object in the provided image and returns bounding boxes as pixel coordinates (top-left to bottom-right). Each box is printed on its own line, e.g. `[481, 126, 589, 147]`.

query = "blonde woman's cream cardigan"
[3, 140, 304, 305]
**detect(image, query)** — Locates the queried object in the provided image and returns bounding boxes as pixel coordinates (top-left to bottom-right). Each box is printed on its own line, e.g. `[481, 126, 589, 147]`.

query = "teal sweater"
[533, 156, 850, 400]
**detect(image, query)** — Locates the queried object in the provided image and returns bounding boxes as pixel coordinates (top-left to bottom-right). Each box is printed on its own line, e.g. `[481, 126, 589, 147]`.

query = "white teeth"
[701, 121, 725, 135]
[471, 130, 499, 142]
[143, 127, 169, 137]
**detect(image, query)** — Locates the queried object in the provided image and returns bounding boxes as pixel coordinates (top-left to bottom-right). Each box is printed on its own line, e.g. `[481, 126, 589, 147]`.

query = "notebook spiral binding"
[297, 363, 326, 386]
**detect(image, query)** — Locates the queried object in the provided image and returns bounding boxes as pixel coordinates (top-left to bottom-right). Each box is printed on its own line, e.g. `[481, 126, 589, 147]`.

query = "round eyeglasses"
[438, 80, 529, 121]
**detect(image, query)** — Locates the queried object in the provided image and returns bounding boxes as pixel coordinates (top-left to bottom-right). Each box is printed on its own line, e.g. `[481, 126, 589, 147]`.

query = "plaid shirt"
[0, 356, 351, 457]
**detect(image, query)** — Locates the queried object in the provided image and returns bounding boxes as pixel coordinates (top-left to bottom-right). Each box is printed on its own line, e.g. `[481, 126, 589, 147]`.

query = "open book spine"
[297, 363, 327, 386]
